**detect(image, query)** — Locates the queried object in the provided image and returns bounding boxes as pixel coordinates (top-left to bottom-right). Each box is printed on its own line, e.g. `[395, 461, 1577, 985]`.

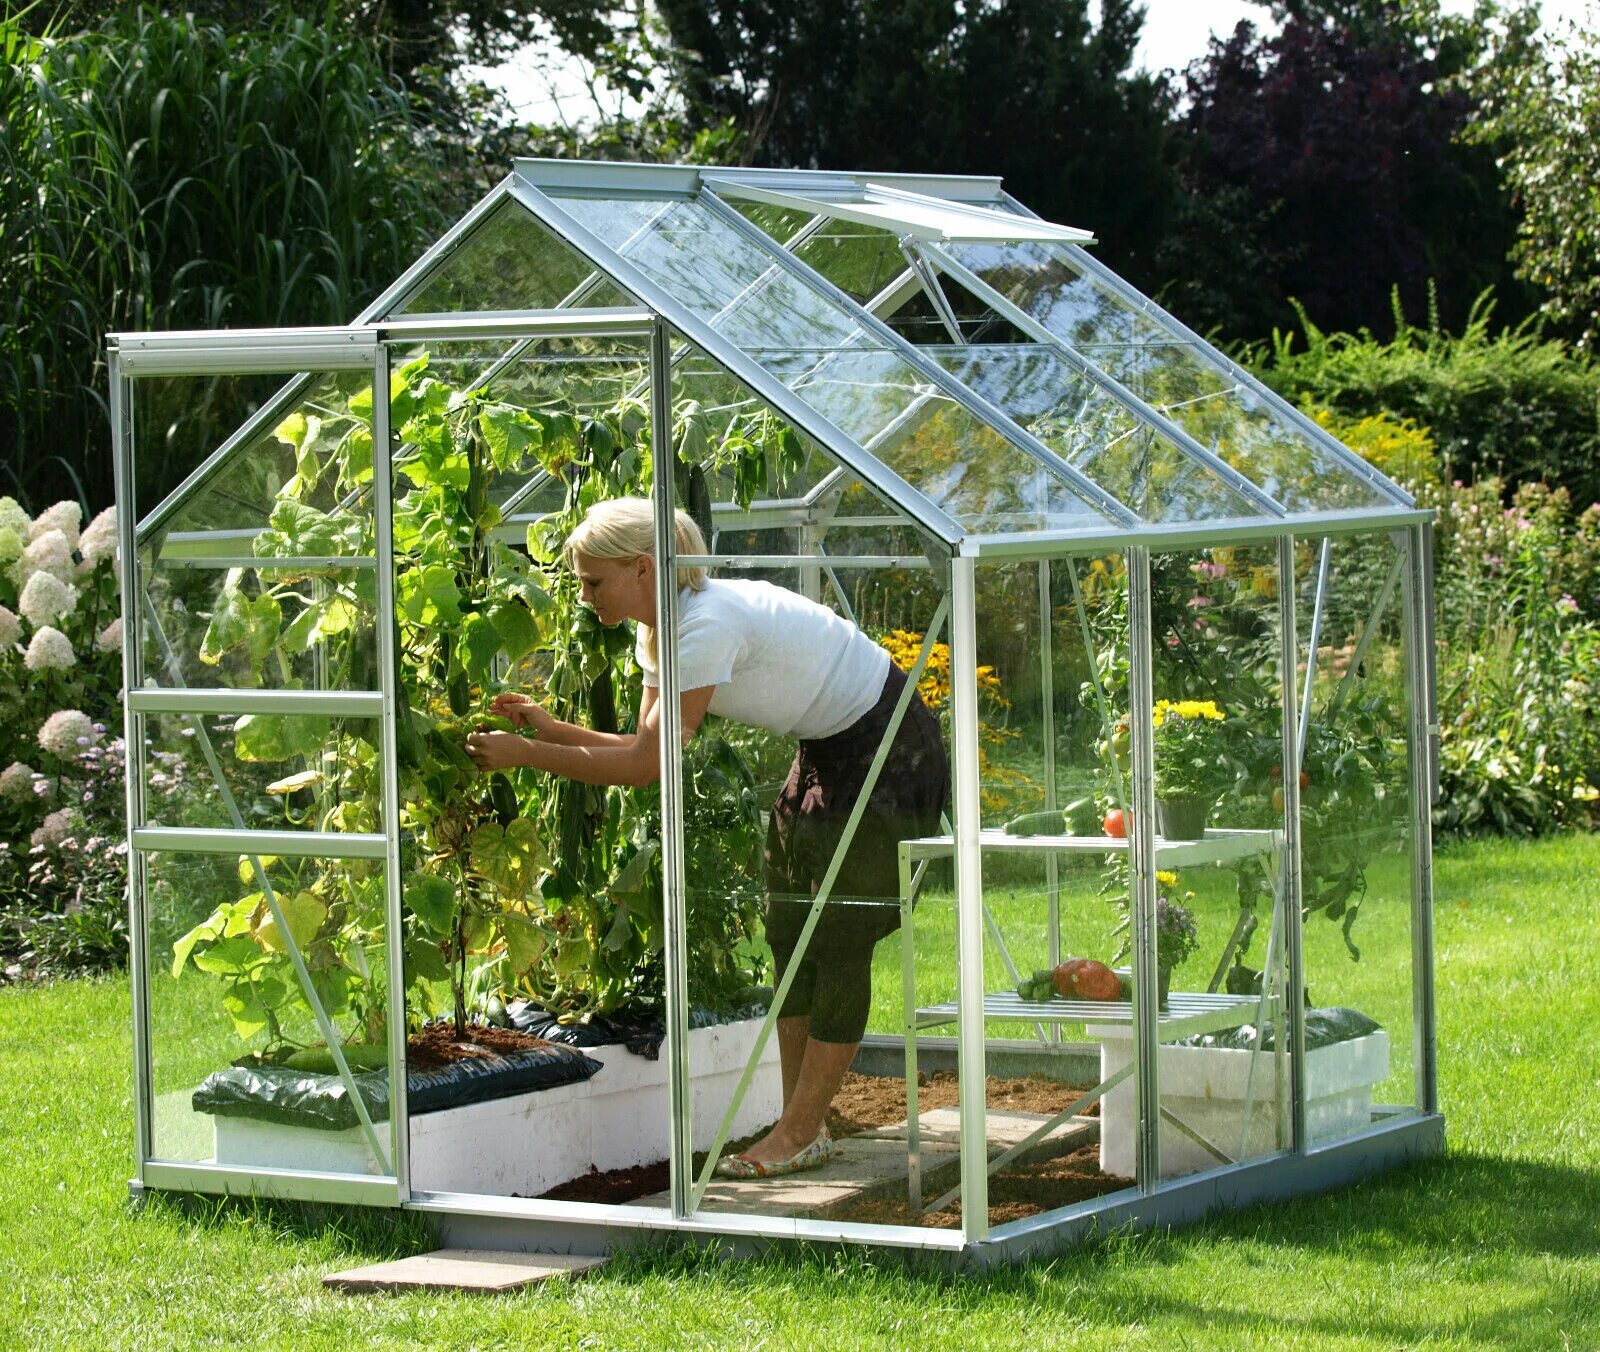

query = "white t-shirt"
[638, 578, 891, 740]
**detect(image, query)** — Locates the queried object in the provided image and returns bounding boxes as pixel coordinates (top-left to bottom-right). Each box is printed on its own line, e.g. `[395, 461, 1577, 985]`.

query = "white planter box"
[211, 1017, 783, 1197]
[1089, 1024, 1390, 1178]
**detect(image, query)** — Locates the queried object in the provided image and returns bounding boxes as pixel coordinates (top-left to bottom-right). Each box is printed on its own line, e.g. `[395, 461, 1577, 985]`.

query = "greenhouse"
[110, 158, 1441, 1266]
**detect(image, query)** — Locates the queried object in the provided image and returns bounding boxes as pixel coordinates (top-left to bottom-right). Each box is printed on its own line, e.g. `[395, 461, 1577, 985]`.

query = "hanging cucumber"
[447, 669, 471, 717]
[489, 773, 519, 827]
[589, 669, 617, 736]
[686, 462, 714, 550]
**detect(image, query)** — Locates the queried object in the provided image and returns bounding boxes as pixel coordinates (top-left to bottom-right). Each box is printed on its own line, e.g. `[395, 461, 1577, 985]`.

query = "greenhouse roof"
[134, 158, 1425, 556]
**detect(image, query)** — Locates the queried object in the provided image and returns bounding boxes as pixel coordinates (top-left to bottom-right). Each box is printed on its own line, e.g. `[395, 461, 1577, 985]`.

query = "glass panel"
[547, 193, 1110, 533]
[388, 199, 633, 315]
[974, 556, 1140, 1226]
[157, 369, 378, 538]
[731, 200, 816, 244]
[142, 714, 382, 833]
[1296, 532, 1416, 1132]
[144, 847, 394, 1175]
[942, 240, 1400, 514]
[1146, 543, 1292, 1177]
[789, 218, 913, 306]
[1095, 343, 1395, 515]
[130, 373, 293, 530]
[140, 562, 376, 693]
[928, 346, 1266, 525]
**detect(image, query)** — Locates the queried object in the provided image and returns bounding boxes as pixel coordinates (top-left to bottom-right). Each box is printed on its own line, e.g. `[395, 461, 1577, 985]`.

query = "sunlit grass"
[1, 835, 1597, 1349]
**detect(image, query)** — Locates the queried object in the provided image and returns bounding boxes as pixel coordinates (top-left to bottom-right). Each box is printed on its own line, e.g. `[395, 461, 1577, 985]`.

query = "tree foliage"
[1461, 3, 1600, 348]
[652, 0, 1178, 280]
[1158, 0, 1527, 341]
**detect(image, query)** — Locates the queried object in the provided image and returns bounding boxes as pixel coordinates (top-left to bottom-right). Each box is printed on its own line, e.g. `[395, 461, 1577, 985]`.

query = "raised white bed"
[211, 1016, 783, 1197]
[1089, 1023, 1390, 1178]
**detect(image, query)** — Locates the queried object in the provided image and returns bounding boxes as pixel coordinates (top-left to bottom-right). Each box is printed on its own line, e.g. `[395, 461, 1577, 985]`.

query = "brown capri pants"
[763, 663, 949, 1044]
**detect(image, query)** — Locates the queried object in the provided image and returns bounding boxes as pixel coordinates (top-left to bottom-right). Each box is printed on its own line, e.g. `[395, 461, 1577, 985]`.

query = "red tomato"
[1103, 808, 1128, 839]
[1299, 770, 1310, 790]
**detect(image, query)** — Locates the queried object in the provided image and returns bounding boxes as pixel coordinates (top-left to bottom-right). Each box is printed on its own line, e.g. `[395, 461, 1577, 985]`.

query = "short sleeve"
[639, 592, 740, 691]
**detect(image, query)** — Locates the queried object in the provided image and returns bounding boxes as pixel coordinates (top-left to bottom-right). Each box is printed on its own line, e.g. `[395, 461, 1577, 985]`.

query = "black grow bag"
[192, 1041, 603, 1132]
[1176, 1006, 1382, 1053]
[509, 986, 773, 1061]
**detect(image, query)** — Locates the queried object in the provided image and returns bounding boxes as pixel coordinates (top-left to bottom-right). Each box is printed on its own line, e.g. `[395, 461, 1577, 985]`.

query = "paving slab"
[859, 1108, 1099, 1154]
[323, 1249, 607, 1294]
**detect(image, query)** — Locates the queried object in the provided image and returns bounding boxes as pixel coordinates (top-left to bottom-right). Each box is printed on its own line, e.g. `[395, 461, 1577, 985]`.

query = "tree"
[1157, 1, 1528, 341]
[1463, 4, 1600, 348]
[652, 0, 1178, 281]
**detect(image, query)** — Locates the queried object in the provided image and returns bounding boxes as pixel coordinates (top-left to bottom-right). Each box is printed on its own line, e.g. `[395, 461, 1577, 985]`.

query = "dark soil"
[405, 1023, 557, 1071]
[821, 1143, 1129, 1228]
[538, 1070, 1116, 1221]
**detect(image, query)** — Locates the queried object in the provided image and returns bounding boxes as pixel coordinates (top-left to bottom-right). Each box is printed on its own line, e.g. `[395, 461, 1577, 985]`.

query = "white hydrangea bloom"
[96, 617, 123, 652]
[31, 808, 75, 850]
[0, 497, 28, 537]
[0, 605, 19, 648]
[0, 526, 23, 565]
[24, 626, 75, 672]
[0, 761, 35, 800]
[78, 506, 118, 566]
[29, 501, 82, 552]
[10, 529, 74, 589]
[38, 709, 96, 758]
[18, 570, 76, 627]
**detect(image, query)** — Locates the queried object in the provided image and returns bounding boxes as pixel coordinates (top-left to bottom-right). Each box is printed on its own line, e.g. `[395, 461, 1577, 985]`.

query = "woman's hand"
[491, 691, 553, 735]
[490, 691, 550, 732]
[465, 728, 533, 772]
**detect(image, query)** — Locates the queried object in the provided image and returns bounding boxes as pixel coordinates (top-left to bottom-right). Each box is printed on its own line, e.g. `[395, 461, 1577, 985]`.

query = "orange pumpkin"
[1052, 958, 1120, 1001]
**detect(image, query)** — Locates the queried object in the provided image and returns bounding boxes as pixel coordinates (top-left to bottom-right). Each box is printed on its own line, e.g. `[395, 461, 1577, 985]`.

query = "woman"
[464, 496, 948, 1178]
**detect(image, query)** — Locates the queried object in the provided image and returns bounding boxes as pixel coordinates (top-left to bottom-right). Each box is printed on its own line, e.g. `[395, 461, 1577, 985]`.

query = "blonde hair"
[564, 496, 709, 671]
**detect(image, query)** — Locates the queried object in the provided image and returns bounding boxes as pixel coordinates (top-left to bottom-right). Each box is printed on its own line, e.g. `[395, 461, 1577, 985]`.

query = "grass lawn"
[2, 834, 1598, 1349]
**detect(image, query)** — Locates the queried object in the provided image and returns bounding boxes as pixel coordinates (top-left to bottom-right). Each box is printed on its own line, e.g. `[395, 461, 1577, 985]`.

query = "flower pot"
[1156, 797, 1211, 840]
[1158, 964, 1172, 1010]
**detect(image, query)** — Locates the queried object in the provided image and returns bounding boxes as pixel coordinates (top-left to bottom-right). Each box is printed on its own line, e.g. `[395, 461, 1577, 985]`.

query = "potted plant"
[1154, 893, 1200, 1007]
[1152, 699, 1228, 838]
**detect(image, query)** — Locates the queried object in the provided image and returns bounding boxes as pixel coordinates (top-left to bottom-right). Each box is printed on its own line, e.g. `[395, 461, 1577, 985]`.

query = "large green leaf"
[170, 897, 256, 978]
[469, 818, 549, 901]
[233, 712, 330, 762]
[256, 890, 327, 953]
[405, 873, 456, 936]
[398, 563, 462, 626]
[460, 611, 501, 685]
[501, 911, 546, 976]
[479, 404, 541, 472]
[193, 933, 265, 976]
[490, 600, 542, 664]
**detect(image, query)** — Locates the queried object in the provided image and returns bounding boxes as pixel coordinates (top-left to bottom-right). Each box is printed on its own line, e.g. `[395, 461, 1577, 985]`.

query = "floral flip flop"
[714, 1126, 834, 1179]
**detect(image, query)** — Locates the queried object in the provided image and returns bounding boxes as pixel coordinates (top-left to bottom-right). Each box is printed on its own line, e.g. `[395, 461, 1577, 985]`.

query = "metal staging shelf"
[899, 826, 1282, 871]
[913, 990, 1262, 1041]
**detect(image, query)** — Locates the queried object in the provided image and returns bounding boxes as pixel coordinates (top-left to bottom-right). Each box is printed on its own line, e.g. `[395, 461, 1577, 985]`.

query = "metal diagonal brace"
[689, 592, 952, 1210]
[141, 602, 391, 1173]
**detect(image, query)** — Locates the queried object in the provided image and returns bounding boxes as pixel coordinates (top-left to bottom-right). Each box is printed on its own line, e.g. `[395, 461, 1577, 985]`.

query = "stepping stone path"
[324, 1249, 607, 1293]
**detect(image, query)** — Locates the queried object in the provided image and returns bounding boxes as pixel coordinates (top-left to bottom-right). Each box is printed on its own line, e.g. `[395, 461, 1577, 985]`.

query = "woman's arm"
[467, 684, 716, 786]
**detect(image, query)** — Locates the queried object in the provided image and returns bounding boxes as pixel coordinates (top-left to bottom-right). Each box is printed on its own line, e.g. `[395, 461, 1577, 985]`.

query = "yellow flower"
[1156, 870, 1179, 888]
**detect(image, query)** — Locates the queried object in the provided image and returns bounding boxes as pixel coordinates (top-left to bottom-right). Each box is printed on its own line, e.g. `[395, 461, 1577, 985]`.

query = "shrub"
[1250, 291, 1600, 506]
[1424, 477, 1600, 837]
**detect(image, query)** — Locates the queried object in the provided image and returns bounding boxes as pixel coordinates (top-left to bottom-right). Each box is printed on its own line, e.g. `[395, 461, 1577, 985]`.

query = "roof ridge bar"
[1000, 191, 1414, 509]
[506, 180, 964, 547]
[920, 242, 1289, 520]
[693, 189, 1140, 528]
